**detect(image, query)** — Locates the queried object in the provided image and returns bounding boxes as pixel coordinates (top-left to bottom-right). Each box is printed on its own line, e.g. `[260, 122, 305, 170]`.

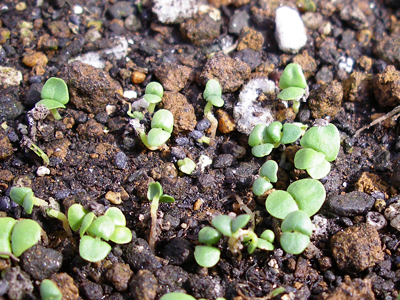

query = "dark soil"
[1, 0, 400, 299]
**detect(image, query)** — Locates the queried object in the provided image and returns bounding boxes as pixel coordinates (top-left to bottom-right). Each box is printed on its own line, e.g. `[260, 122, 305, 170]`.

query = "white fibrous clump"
[311, 214, 329, 242]
[233, 78, 276, 135]
[275, 6, 307, 54]
[153, 0, 199, 24]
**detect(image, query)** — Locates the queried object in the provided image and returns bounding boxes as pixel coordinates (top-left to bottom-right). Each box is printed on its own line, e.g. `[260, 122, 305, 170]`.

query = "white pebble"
[275, 6, 307, 54]
[337, 56, 354, 73]
[124, 90, 138, 99]
[37, 166, 50, 177]
[366, 211, 387, 230]
[384, 202, 400, 221]
[73, 5, 83, 15]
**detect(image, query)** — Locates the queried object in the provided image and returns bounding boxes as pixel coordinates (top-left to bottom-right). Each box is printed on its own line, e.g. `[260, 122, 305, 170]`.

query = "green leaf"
[211, 215, 232, 237]
[104, 207, 126, 227]
[22, 191, 35, 214]
[160, 292, 196, 300]
[68, 204, 88, 231]
[231, 214, 251, 233]
[160, 194, 175, 203]
[145, 82, 163, 98]
[36, 99, 66, 109]
[194, 245, 220, 268]
[247, 236, 258, 254]
[151, 109, 174, 134]
[280, 123, 304, 144]
[257, 238, 274, 251]
[259, 160, 278, 183]
[306, 158, 331, 179]
[80, 212, 96, 237]
[177, 158, 196, 174]
[79, 236, 112, 262]
[279, 63, 307, 89]
[265, 190, 298, 219]
[294, 148, 326, 170]
[143, 94, 162, 104]
[260, 229, 275, 243]
[40, 279, 62, 300]
[203, 79, 222, 99]
[206, 95, 224, 107]
[266, 122, 282, 143]
[252, 177, 273, 196]
[281, 210, 313, 236]
[287, 179, 326, 217]
[277, 87, 305, 101]
[11, 219, 41, 257]
[300, 124, 340, 161]
[198, 226, 222, 245]
[9, 187, 32, 206]
[147, 182, 163, 201]
[109, 226, 132, 244]
[147, 128, 171, 147]
[251, 143, 274, 158]
[0, 217, 17, 240]
[87, 215, 115, 241]
[248, 124, 269, 147]
[280, 232, 310, 255]
[41, 77, 69, 105]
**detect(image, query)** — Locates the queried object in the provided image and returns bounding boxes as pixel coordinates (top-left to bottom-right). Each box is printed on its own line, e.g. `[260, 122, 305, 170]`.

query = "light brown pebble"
[131, 71, 146, 84]
[216, 109, 236, 133]
[22, 52, 48, 67]
[193, 199, 203, 211]
[105, 191, 122, 204]
[15, 2, 27, 11]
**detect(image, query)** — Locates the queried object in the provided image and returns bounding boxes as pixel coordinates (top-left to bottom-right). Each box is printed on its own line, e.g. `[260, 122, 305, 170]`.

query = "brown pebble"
[216, 109, 236, 133]
[105, 191, 122, 205]
[0, 169, 14, 182]
[194, 199, 203, 210]
[22, 51, 48, 67]
[131, 71, 146, 84]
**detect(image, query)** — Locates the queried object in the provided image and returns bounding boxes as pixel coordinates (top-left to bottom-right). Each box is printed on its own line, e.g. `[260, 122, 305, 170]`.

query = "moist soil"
[1, 0, 400, 299]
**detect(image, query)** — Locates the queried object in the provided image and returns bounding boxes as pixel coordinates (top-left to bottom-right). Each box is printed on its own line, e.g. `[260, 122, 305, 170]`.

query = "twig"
[354, 105, 400, 137]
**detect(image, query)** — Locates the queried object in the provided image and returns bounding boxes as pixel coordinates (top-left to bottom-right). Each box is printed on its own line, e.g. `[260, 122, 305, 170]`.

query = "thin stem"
[204, 102, 218, 139]
[46, 208, 73, 237]
[0, 252, 20, 262]
[148, 103, 156, 114]
[33, 196, 48, 207]
[292, 100, 300, 114]
[28, 143, 49, 165]
[148, 196, 159, 251]
[50, 108, 62, 120]
[139, 132, 159, 151]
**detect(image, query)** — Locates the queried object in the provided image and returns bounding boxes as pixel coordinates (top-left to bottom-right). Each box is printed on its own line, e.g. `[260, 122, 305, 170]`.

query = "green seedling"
[147, 182, 175, 250]
[280, 210, 313, 254]
[248, 122, 306, 157]
[265, 178, 325, 219]
[277, 63, 307, 113]
[203, 79, 224, 139]
[0, 217, 42, 259]
[46, 208, 72, 237]
[40, 279, 62, 300]
[177, 157, 196, 175]
[26, 141, 50, 166]
[160, 293, 196, 300]
[294, 123, 340, 179]
[127, 103, 144, 120]
[10, 186, 48, 214]
[194, 214, 274, 268]
[36, 77, 69, 120]
[252, 160, 278, 196]
[143, 81, 163, 113]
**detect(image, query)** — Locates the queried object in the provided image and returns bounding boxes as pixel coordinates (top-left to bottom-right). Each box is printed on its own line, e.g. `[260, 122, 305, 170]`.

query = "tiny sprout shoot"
[203, 79, 224, 139]
[27, 140, 50, 166]
[252, 160, 278, 196]
[46, 208, 72, 237]
[10, 186, 48, 214]
[147, 182, 175, 250]
[127, 103, 144, 120]
[143, 82, 163, 113]
[277, 63, 307, 113]
[40, 279, 62, 300]
[160, 292, 196, 300]
[36, 77, 69, 120]
[177, 157, 196, 175]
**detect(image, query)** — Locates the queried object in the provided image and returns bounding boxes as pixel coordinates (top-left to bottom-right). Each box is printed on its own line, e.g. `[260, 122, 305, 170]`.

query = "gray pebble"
[54, 189, 71, 200]
[0, 196, 11, 211]
[175, 137, 189, 145]
[229, 9, 250, 35]
[81, 282, 103, 300]
[115, 152, 127, 169]
[170, 147, 186, 160]
[122, 238, 161, 272]
[69, 15, 80, 25]
[29, 75, 43, 84]
[196, 118, 211, 131]
[107, 1, 135, 19]
[0, 280, 8, 297]
[233, 49, 262, 71]
[213, 154, 237, 168]
[125, 14, 142, 32]
[366, 211, 387, 230]
[221, 140, 246, 159]
[188, 130, 204, 140]
[326, 191, 375, 216]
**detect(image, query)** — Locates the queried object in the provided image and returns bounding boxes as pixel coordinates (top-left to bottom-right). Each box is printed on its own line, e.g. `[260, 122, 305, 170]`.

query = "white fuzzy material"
[153, 0, 199, 24]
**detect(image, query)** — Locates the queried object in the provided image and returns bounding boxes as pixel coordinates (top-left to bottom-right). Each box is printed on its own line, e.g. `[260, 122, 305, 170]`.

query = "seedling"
[280, 210, 313, 254]
[203, 79, 224, 139]
[21, 136, 50, 166]
[294, 123, 340, 179]
[160, 293, 196, 300]
[252, 160, 278, 196]
[40, 279, 62, 300]
[36, 77, 69, 120]
[143, 81, 163, 113]
[131, 109, 174, 150]
[177, 157, 196, 175]
[0, 217, 42, 259]
[194, 214, 274, 268]
[248, 121, 306, 157]
[67, 204, 132, 262]
[10, 186, 48, 214]
[277, 63, 307, 113]
[147, 182, 175, 250]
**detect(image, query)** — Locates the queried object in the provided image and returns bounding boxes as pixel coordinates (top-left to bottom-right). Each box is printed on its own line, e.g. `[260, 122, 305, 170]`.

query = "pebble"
[0, 128, 14, 159]
[384, 203, 400, 231]
[124, 14, 142, 32]
[170, 146, 186, 160]
[15, 2, 26, 11]
[115, 152, 127, 169]
[275, 6, 307, 53]
[213, 154, 236, 169]
[175, 137, 189, 145]
[326, 191, 375, 217]
[36, 166, 50, 176]
[373, 65, 400, 109]
[21, 51, 48, 67]
[107, 1, 135, 19]
[2, 266, 33, 300]
[152, 0, 198, 24]
[106, 263, 133, 292]
[131, 71, 146, 84]
[105, 191, 122, 205]
[216, 109, 236, 134]
[228, 9, 250, 35]
[73, 5, 83, 14]
[0, 196, 11, 211]
[0, 67, 23, 86]
[122, 238, 161, 272]
[233, 49, 262, 71]
[366, 211, 387, 230]
[221, 141, 246, 159]
[129, 269, 158, 300]
[81, 282, 103, 300]
[196, 118, 211, 131]
[237, 26, 264, 52]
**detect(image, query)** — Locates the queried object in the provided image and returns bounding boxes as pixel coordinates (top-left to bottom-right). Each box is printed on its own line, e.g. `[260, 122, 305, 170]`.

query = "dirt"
[1, 0, 400, 299]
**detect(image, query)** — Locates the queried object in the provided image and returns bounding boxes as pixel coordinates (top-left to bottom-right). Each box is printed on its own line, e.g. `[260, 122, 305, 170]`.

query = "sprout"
[203, 79, 224, 139]
[36, 77, 69, 120]
[280, 210, 313, 254]
[160, 293, 196, 300]
[143, 82, 163, 113]
[177, 157, 196, 175]
[21, 136, 50, 166]
[10, 219, 42, 257]
[252, 160, 278, 196]
[40, 279, 62, 300]
[9, 186, 48, 214]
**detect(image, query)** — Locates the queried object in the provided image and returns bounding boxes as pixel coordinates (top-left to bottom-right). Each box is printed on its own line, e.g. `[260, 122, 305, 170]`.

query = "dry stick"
[354, 105, 400, 137]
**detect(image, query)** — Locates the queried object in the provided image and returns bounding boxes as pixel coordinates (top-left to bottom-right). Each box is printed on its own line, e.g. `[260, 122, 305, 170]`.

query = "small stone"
[233, 49, 262, 71]
[2, 266, 33, 300]
[129, 270, 158, 300]
[21, 51, 48, 67]
[73, 5, 83, 14]
[216, 109, 236, 133]
[194, 199, 203, 210]
[122, 238, 161, 272]
[154, 63, 193, 92]
[124, 14, 142, 32]
[196, 118, 211, 131]
[221, 141, 246, 159]
[373, 65, 400, 109]
[228, 9, 250, 35]
[366, 211, 387, 230]
[105, 191, 122, 205]
[115, 151, 127, 169]
[15, 2, 26, 11]
[51, 273, 79, 300]
[180, 13, 220, 46]
[36, 166, 50, 176]
[325, 277, 374, 299]
[308, 80, 343, 119]
[107, 1, 134, 19]
[0, 129, 13, 160]
[106, 263, 133, 292]
[81, 282, 103, 300]
[275, 6, 307, 54]
[0, 67, 22, 86]
[153, 0, 198, 24]
[237, 26, 264, 51]
[342, 71, 372, 103]
[326, 191, 375, 217]
[131, 71, 146, 84]
[302, 12, 323, 30]
[339, 3, 369, 30]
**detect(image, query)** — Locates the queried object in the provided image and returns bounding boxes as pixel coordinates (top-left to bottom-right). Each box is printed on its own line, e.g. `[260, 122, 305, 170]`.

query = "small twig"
[354, 105, 400, 137]
[0, 252, 20, 262]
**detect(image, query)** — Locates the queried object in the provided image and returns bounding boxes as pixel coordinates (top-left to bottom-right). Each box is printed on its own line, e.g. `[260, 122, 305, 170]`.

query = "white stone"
[124, 90, 138, 99]
[366, 211, 387, 230]
[198, 155, 212, 172]
[152, 0, 198, 24]
[384, 202, 400, 221]
[233, 78, 276, 135]
[275, 6, 307, 54]
[391, 214, 400, 231]
[73, 5, 83, 15]
[36, 166, 50, 176]
[0, 66, 23, 86]
[337, 56, 354, 73]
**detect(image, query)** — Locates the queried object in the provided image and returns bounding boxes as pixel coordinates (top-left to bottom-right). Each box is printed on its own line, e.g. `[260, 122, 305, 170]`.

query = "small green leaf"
[259, 160, 278, 183]
[160, 194, 175, 203]
[277, 87, 306, 101]
[147, 182, 163, 201]
[281, 210, 313, 236]
[280, 123, 304, 144]
[265, 190, 298, 219]
[36, 99, 66, 109]
[87, 215, 115, 241]
[9, 187, 32, 206]
[257, 238, 274, 251]
[294, 148, 326, 170]
[247, 236, 258, 254]
[109, 226, 132, 244]
[251, 143, 274, 157]
[104, 207, 126, 227]
[41, 77, 69, 105]
[206, 95, 224, 107]
[198, 226, 222, 245]
[279, 63, 307, 89]
[252, 177, 273, 196]
[68, 204, 88, 231]
[80, 212, 96, 237]
[40, 279, 62, 300]
[11, 219, 41, 257]
[287, 179, 326, 216]
[203, 79, 222, 99]
[79, 235, 112, 262]
[211, 215, 232, 237]
[177, 158, 196, 175]
[0, 217, 17, 240]
[145, 82, 163, 98]
[231, 214, 251, 233]
[151, 109, 174, 134]
[280, 232, 310, 255]
[248, 124, 270, 147]
[160, 292, 196, 300]
[143, 94, 162, 104]
[147, 128, 171, 147]
[306, 158, 331, 179]
[260, 229, 275, 243]
[22, 191, 35, 214]
[194, 245, 220, 268]
[266, 122, 283, 143]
